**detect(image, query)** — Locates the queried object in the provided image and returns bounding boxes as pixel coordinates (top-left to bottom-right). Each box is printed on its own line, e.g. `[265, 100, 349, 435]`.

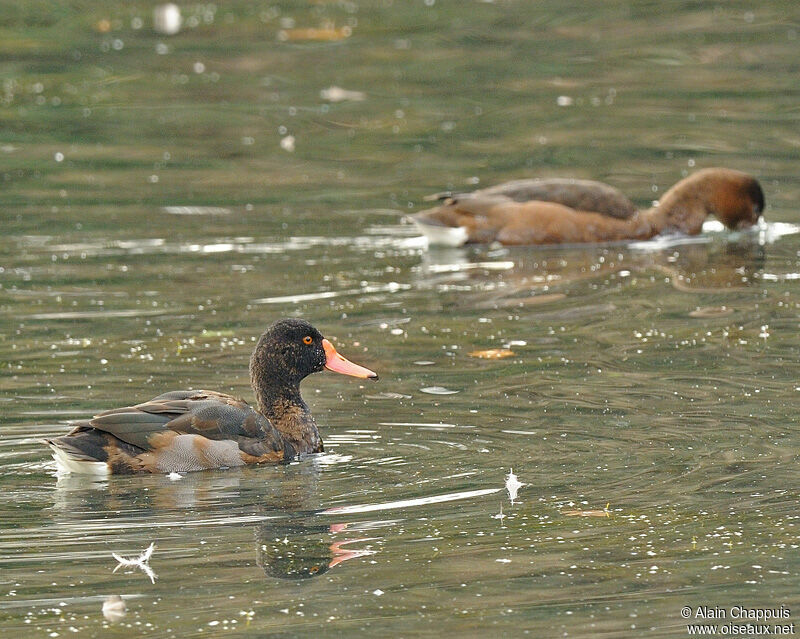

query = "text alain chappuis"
[681, 606, 794, 636]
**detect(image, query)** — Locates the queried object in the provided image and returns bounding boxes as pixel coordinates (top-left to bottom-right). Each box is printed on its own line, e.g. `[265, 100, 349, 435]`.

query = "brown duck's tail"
[412, 194, 513, 246]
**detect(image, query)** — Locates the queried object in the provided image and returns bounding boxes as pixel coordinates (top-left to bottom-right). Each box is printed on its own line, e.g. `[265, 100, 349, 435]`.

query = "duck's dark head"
[250, 319, 378, 389]
[703, 169, 764, 231]
[672, 168, 765, 231]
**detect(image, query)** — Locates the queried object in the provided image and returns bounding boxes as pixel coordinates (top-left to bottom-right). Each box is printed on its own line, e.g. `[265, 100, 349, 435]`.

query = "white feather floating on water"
[112, 542, 157, 584]
[505, 468, 523, 504]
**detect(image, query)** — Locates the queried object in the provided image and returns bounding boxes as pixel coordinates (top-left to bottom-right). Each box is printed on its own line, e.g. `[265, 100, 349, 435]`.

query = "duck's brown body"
[413, 168, 764, 246]
[44, 320, 377, 475]
[48, 390, 292, 474]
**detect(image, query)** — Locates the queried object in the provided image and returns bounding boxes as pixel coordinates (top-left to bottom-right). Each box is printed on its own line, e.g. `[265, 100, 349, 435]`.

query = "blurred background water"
[1, 1, 799, 637]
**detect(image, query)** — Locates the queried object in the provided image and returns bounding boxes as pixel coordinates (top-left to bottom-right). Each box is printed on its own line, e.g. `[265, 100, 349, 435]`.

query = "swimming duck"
[412, 168, 764, 246]
[45, 319, 378, 475]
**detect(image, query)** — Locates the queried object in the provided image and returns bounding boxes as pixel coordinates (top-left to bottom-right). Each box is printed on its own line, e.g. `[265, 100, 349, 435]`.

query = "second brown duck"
[412, 168, 764, 246]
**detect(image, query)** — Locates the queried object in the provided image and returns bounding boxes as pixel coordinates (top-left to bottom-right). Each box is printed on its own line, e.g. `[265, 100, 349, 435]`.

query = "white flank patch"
[49, 445, 109, 476]
[412, 218, 468, 247]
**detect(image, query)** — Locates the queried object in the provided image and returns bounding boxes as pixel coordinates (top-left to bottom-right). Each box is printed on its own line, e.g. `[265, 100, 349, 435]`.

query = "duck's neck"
[643, 179, 709, 237]
[253, 382, 323, 455]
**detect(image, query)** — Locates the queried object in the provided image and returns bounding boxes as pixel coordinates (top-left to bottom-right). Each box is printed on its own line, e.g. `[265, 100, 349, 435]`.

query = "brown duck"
[45, 319, 377, 475]
[412, 168, 764, 246]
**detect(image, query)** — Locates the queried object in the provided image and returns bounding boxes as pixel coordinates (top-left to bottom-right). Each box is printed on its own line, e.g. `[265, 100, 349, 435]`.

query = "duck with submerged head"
[44, 319, 378, 475]
[412, 168, 765, 246]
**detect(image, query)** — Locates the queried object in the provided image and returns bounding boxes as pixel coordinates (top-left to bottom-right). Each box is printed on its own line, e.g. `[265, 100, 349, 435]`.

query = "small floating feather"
[505, 468, 523, 504]
[111, 542, 157, 583]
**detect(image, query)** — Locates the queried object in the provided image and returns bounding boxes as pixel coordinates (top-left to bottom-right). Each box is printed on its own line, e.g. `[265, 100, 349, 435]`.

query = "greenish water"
[2, 1, 799, 637]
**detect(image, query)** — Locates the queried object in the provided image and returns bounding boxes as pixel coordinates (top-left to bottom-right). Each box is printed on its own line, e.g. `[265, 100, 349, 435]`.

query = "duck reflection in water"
[415, 234, 767, 311]
[254, 461, 379, 580]
[50, 460, 380, 582]
[255, 520, 378, 580]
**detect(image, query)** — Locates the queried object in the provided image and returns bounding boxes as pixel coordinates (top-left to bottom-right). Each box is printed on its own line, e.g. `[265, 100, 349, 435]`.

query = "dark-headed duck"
[45, 319, 377, 475]
[412, 168, 764, 246]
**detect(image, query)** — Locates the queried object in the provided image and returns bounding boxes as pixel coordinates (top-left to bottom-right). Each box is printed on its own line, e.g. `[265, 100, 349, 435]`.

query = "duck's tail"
[411, 215, 469, 247]
[44, 429, 110, 475]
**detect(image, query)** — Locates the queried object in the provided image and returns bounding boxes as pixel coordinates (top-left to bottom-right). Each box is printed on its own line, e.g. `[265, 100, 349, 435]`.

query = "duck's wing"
[91, 390, 285, 455]
[477, 178, 636, 219]
[427, 179, 636, 220]
[48, 390, 289, 473]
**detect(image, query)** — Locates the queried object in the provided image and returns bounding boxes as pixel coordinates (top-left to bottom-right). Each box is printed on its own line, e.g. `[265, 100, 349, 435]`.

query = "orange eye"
[303, 336, 313, 345]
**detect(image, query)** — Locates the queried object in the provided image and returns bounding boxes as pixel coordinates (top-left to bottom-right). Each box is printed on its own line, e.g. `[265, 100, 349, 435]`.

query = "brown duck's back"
[476, 178, 637, 219]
